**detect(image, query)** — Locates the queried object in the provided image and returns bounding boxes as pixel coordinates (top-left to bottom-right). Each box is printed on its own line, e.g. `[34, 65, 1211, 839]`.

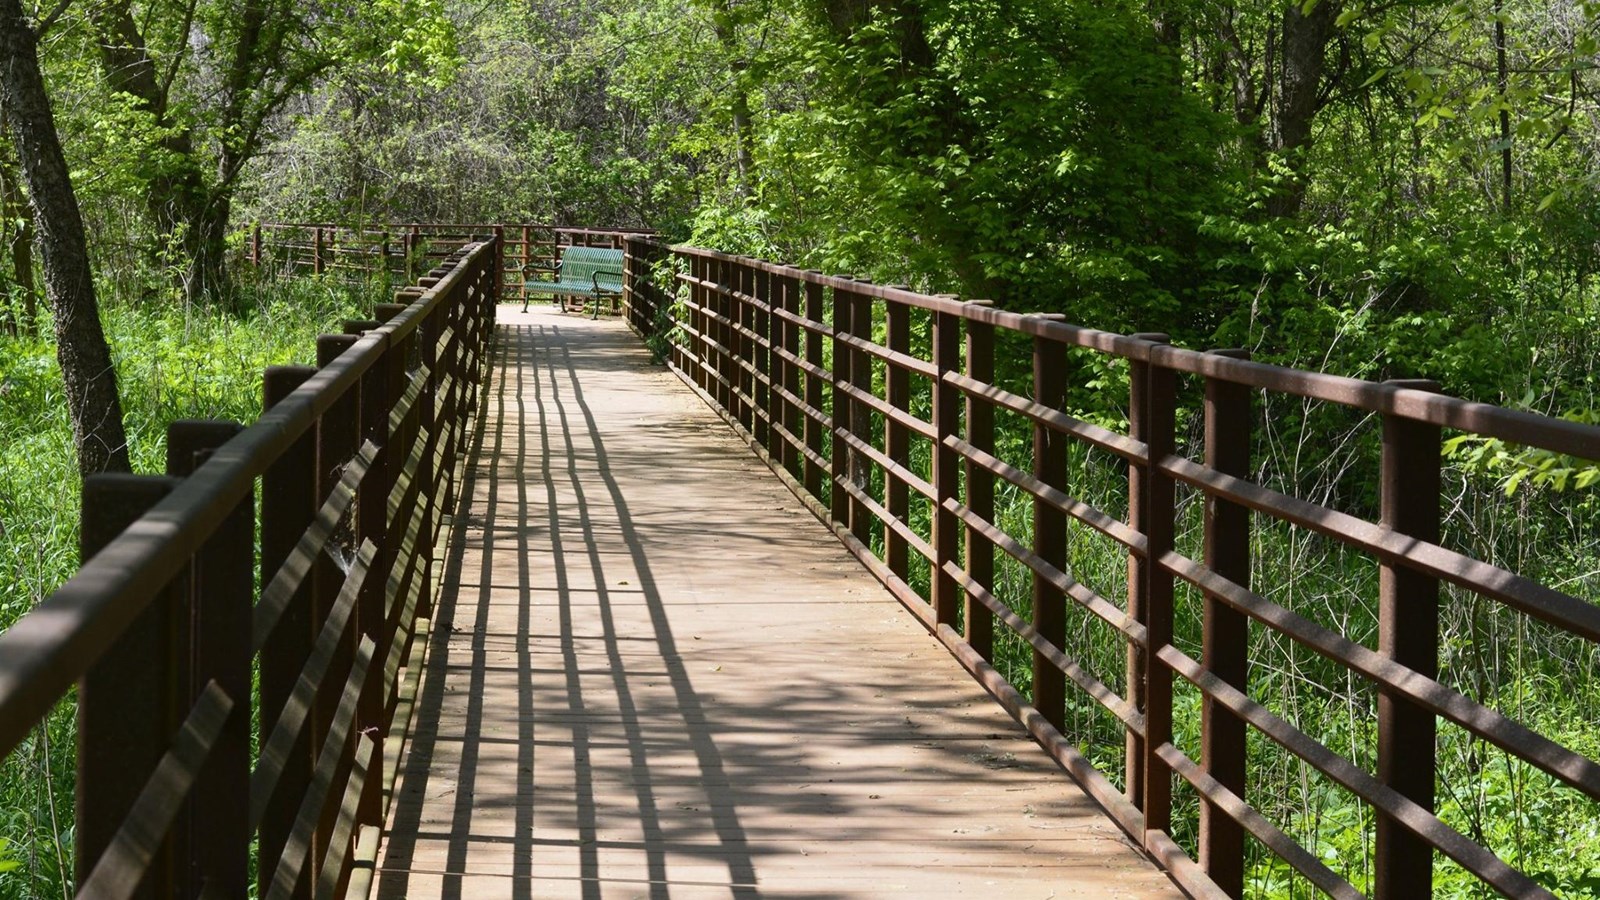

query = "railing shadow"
[377, 314, 1144, 898]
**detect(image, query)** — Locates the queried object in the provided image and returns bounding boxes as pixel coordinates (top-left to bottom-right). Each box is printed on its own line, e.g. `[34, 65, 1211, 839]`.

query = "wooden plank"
[374, 312, 1183, 900]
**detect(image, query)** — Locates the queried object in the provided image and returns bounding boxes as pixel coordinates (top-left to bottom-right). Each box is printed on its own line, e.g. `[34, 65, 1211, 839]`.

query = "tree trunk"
[0, 0, 131, 476]
[1267, 0, 1339, 217]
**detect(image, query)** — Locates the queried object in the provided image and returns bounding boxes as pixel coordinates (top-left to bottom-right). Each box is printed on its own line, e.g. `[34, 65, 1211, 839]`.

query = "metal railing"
[0, 241, 496, 898]
[250, 222, 647, 306]
[621, 236, 1600, 900]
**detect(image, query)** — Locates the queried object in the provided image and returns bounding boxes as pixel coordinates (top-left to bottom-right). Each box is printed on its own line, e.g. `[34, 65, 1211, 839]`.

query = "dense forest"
[0, 0, 1597, 896]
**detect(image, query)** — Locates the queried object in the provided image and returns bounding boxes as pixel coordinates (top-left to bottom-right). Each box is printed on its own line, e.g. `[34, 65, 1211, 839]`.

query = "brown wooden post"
[354, 335, 402, 826]
[1375, 379, 1442, 900]
[739, 262, 756, 433]
[1128, 333, 1176, 837]
[754, 265, 773, 453]
[781, 272, 804, 481]
[379, 231, 391, 279]
[493, 226, 505, 304]
[313, 227, 326, 275]
[251, 223, 262, 267]
[314, 333, 361, 879]
[930, 304, 962, 626]
[884, 293, 911, 580]
[259, 365, 318, 900]
[765, 267, 787, 468]
[829, 284, 851, 527]
[719, 259, 736, 415]
[847, 282, 874, 547]
[803, 277, 826, 501]
[165, 419, 251, 899]
[964, 304, 996, 660]
[1201, 349, 1252, 897]
[77, 474, 182, 899]
[1031, 321, 1069, 730]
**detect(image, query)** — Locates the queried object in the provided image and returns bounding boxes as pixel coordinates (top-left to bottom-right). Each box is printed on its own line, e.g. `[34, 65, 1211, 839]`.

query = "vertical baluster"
[313, 227, 326, 275]
[166, 420, 251, 898]
[720, 259, 737, 416]
[848, 283, 874, 547]
[313, 334, 361, 882]
[259, 365, 318, 900]
[755, 265, 773, 453]
[1200, 349, 1252, 897]
[830, 284, 852, 528]
[884, 295, 910, 581]
[77, 474, 182, 898]
[1128, 333, 1176, 837]
[252, 223, 263, 267]
[1375, 379, 1442, 899]
[963, 304, 995, 660]
[930, 305, 962, 627]
[803, 277, 826, 501]
[780, 273, 804, 482]
[1031, 324, 1068, 730]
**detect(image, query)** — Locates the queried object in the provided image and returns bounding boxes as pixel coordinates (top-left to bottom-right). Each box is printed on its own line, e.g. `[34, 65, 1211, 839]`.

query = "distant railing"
[0, 241, 496, 898]
[621, 237, 1600, 900]
[250, 222, 648, 305]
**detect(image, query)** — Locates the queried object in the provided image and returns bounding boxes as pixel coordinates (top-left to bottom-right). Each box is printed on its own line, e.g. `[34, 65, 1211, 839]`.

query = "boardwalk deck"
[374, 307, 1182, 899]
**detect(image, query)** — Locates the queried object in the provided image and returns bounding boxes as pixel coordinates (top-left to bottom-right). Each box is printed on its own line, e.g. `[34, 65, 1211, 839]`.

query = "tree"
[0, 0, 129, 475]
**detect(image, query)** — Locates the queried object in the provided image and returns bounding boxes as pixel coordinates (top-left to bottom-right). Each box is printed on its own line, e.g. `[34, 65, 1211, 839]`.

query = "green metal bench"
[521, 245, 625, 318]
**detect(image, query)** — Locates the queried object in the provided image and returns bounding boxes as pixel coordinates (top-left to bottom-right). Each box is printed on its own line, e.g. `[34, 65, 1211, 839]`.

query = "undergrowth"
[0, 274, 374, 898]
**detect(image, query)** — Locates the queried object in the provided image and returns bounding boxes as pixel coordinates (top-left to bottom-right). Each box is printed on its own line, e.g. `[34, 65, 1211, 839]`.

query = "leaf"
[1536, 190, 1559, 212]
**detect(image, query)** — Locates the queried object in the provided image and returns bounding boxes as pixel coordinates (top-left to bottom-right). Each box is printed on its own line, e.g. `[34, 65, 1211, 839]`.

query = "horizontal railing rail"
[0, 241, 496, 898]
[249, 222, 650, 307]
[620, 236, 1600, 900]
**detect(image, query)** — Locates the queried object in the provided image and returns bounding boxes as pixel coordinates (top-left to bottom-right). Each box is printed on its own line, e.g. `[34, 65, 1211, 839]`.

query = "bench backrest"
[562, 246, 624, 292]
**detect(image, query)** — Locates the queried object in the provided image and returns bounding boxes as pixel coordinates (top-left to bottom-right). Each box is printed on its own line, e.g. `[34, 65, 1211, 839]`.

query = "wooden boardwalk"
[374, 307, 1181, 899]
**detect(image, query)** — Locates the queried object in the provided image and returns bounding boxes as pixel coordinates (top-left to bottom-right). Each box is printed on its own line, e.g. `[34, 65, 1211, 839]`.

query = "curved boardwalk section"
[375, 307, 1181, 899]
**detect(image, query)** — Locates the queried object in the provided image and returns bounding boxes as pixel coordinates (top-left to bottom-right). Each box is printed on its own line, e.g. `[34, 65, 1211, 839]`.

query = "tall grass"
[0, 273, 379, 898]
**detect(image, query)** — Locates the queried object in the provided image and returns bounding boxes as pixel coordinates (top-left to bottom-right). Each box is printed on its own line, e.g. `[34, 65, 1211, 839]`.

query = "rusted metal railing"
[621, 237, 1600, 900]
[0, 241, 496, 898]
[251, 222, 647, 306]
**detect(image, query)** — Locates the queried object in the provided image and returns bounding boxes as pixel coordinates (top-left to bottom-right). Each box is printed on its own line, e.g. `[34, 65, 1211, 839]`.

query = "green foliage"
[0, 276, 368, 898]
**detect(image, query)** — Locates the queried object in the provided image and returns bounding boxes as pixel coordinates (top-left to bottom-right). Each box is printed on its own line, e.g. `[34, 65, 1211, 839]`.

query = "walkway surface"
[374, 306, 1182, 899]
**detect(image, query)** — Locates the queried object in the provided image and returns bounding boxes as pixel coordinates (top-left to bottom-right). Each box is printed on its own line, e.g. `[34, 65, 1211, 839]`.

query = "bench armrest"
[591, 269, 625, 292]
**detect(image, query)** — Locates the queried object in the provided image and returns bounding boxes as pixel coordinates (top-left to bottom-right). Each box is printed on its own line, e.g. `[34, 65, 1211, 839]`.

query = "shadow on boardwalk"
[375, 309, 1180, 899]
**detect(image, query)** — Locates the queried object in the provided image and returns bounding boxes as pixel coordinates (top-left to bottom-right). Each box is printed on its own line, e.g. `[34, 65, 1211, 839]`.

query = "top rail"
[0, 239, 497, 898]
[620, 235, 1600, 900]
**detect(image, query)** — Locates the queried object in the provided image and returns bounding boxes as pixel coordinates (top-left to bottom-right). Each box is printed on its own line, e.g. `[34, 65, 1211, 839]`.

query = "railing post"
[829, 283, 852, 528]
[355, 333, 403, 826]
[1031, 318, 1068, 730]
[251, 222, 262, 267]
[259, 365, 318, 900]
[884, 293, 911, 581]
[1375, 378, 1442, 900]
[847, 281, 874, 547]
[964, 303, 995, 660]
[314, 333, 361, 879]
[493, 226, 505, 304]
[718, 258, 736, 415]
[313, 227, 326, 275]
[77, 474, 182, 898]
[778, 272, 803, 481]
[802, 276, 826, 501]
[1201, 349, 1251, 897]
[930, 302, 962, 627]
[165, 419, 251, 898]
[739, 262, 757, 433]
[754, 265, 773, 454]
[1128, 333, 1176, 839]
